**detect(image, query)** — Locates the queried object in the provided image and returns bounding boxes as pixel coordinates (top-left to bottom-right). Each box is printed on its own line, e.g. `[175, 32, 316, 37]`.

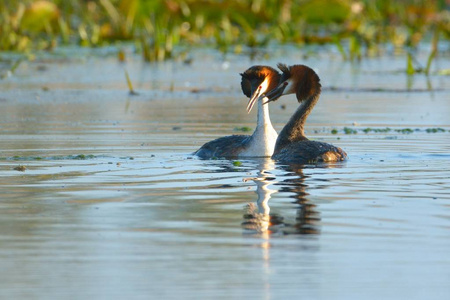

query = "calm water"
[1, 47, 450, 299]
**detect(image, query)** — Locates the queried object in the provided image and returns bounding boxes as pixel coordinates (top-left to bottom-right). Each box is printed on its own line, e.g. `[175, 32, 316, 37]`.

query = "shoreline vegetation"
[0, 0, 449, 74]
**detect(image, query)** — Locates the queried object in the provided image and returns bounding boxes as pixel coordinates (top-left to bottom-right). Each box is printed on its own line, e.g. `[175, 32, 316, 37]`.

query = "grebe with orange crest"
[264, 63, 347, 164]
[195, 65, 280, 159]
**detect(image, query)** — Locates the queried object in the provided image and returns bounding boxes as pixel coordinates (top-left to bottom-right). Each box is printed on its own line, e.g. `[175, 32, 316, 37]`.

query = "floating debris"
[13, 165, 26, 172]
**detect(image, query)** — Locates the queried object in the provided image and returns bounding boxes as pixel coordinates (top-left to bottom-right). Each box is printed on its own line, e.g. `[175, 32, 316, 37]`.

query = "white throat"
[240, 97, 278, 157]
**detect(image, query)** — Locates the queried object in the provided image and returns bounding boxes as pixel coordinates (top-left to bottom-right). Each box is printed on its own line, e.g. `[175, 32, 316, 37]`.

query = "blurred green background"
[0, 0, 448, 71]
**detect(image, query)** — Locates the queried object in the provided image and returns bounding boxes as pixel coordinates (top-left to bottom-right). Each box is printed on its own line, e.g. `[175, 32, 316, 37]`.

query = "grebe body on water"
[194, 66, 280, 159]
[265, 63, 347, 164]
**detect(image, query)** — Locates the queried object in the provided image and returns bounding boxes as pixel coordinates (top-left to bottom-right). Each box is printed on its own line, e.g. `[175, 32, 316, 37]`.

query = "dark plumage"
[194, 135, 250, 159]
[265, 63, 347, 164]
[194, 66, 280, 159]
[272, 140, 347, 164]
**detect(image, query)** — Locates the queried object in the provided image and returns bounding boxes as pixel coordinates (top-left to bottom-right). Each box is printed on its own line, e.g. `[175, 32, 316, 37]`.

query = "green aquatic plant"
[0, 0, 447, 66]
[124, 69, 138, 95]
[395, 128, 414, 134]
[234, 126, 252, 132]
[355, 127, 448, 134]
[343, 127, 357, 134]
[425, 26, 439, 75]
[426, 127, 446, 133]
[0, 58, 23, 79]
[3, 154, 97, 161]
[69, 154, 96, 160]
[363, 127, 392, 133]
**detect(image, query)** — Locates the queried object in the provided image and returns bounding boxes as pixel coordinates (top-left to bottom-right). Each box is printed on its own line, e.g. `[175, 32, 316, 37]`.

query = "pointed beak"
[246, 85, 263, 113]
[263, 81, 288, 104]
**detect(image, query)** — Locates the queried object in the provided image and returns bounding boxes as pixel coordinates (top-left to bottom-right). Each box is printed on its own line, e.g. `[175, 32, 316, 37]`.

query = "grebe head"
[264, 63, 321, 104]
[240, 65, 281, 113]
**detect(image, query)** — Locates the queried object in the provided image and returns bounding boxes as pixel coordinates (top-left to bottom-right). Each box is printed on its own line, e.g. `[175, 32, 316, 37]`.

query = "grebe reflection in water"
[265, 64, 347, 164]
[194, 66, 280, 159]
[242, 160, 320, 235]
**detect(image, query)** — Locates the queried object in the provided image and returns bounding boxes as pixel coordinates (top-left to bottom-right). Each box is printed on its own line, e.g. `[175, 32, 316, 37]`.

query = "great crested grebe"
[264, 63, 347, 164]
[194, 66, 280, 159]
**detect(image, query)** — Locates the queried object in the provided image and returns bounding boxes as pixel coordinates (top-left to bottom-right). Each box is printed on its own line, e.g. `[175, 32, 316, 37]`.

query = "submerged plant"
[426, 127, 446, 133]
[234, 126, 252, 132]
[233, 160, 242, 166]
[344, 127, 357, 134]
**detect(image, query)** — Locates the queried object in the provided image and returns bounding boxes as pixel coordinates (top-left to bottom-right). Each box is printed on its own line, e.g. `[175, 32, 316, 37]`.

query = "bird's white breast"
[239, 97, 278, 157]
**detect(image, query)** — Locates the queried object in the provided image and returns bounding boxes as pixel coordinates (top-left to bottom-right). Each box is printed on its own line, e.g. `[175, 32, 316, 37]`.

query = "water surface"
[1, 48, 450, 299]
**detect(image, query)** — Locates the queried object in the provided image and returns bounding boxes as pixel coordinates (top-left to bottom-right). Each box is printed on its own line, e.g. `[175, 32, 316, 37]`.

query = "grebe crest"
[263, 63, 347, 164]
[194, 65, 280, 159]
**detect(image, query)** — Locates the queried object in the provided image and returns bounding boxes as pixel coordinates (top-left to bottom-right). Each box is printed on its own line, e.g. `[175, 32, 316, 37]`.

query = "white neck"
[240, 98, 278, 157]
[256, 96, 271, 127]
